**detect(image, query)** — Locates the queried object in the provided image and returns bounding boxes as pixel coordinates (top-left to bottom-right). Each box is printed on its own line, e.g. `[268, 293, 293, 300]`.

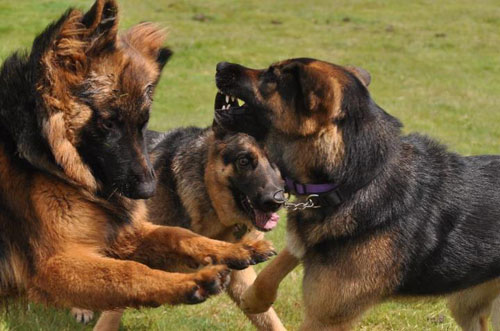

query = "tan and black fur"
[92, 122, 286, 330]
[0, 0, 275, 312]
[215, 59, 500, 330]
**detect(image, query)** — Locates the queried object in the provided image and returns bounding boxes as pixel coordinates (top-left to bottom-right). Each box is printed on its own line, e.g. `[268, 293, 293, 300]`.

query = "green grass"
[1, 0, 499, 329]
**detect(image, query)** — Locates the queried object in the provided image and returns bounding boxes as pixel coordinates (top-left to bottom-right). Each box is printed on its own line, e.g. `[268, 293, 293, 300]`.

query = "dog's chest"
[285, 212, 308, 259]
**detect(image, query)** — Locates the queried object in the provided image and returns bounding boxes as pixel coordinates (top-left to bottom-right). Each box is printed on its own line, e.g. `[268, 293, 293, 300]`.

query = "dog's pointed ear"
[214, 108, 267, 141]
[212, 118, 229, 140]
[157, 47, 173, 71]
[121, 23, 170, 71]
[41, 0, 119, 73]
[345, 66, 371, 87]
[82, 0, 119, 54]
[284, 62, 328, 114]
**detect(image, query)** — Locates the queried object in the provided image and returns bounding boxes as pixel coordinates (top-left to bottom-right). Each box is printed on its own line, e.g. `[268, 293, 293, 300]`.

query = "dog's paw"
[184, 265, 231, 304]
[70, 307, 94, 324]
[222, 239, 276, 270]
[240, 284, 275, 314]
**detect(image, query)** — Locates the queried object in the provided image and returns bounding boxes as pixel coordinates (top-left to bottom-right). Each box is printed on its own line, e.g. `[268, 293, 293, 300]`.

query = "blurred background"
[0, 0, 499, 329]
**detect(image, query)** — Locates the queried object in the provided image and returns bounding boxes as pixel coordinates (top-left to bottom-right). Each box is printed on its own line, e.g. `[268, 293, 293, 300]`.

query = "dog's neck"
[0, 53, 73, 184]
[268, 102, 402, 202]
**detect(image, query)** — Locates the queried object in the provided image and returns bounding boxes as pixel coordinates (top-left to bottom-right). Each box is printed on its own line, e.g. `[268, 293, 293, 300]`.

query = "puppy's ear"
[121, 22, 170, 71]
[157, 47, 173, 71]
[212, 118, 229, 140]
[40, 0, 119, 73]
[82, 0, 119, 54]
[345, 66, 371, 87]
[214, 108, 267, 141]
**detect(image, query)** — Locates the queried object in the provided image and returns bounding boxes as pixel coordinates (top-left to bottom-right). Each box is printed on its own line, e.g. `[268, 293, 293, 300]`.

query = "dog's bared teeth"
[225, 95, 230, 103]
[231, 96, 236, 102]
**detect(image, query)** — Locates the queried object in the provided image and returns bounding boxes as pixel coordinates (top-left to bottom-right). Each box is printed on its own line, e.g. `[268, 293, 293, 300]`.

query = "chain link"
[283, 194, 322, 211]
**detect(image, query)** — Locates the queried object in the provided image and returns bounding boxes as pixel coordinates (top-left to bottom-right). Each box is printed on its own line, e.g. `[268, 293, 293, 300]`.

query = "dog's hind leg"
[492, 295, 500, 331]
[448, 279, 500, 331]
[29, 251, 230, 310]
[93, 309, 124, 331]
[227, 266, 286, 331]
[300, 316, 355, 331]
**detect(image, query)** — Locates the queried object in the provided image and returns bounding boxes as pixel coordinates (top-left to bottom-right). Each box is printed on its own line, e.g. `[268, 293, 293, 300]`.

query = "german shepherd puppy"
[214, 59, 500, 330]
[0, 0, 275, 312]
[93, 116, 286, 330]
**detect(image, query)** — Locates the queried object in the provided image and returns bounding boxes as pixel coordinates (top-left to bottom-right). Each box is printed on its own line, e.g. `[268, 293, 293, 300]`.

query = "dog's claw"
[70, 308, 94, 324]
[184, 265, 230, 304]
[221, 239, 275, 269]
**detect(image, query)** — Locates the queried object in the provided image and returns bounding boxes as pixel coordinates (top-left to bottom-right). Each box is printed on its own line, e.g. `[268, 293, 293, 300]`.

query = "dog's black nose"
[258, 191, 284, 213]
[216, 62, 230, 73]
[131, 178, 157, 199]
[273, 190, 286, 203]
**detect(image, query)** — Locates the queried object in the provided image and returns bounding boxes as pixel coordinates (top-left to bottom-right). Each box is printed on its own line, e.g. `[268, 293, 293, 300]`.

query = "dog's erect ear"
[121, 23, 170, 71]
[41, 0, 119, 73]
[157, 47, 173, 71]
[346, 66, 371, 87]
[285, 62, 332, 114]
[81, 0, 119, 54]
[212, 118, 229, 140]
[214, 108, 267, 140]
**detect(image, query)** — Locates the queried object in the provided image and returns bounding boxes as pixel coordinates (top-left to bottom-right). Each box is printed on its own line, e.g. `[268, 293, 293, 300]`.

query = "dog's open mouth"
[214, 91, 248, 115]
[238, 193, 280, 232]
[213, 91, 267, 139]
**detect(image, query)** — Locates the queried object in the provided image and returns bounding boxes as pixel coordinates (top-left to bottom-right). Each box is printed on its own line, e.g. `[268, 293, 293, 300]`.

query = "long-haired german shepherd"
[92, 116, 286, 330]
[0, 0, 275, 312]
[214, 59, 500, 330]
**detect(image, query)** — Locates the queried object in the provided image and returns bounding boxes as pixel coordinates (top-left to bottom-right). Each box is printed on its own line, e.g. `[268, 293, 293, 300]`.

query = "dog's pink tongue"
[255, 211, 280, 230]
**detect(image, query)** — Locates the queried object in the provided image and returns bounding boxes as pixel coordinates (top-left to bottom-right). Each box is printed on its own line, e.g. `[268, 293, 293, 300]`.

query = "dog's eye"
[237, 156, 251, 168]
[145, 84, 154, 100]
[101, 119, 115, 131]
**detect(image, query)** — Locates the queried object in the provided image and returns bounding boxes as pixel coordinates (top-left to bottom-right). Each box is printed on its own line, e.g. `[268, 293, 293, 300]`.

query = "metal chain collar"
[282, 192, 322, 211]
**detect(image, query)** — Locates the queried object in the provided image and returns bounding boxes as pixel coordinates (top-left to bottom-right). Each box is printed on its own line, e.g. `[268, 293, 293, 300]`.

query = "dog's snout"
[216, 62, 230, 73]
[258, 191, 283, 213]
[134, 178, 157, 199]
[127, 166, 157, 199]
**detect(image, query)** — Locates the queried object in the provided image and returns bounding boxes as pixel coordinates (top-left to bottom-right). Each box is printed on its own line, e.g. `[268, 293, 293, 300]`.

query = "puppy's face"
[214, 58, 371, 138]
[211, 116, 285, 231]
[76, 24, 172, 199]
[35, 0, 172, 199]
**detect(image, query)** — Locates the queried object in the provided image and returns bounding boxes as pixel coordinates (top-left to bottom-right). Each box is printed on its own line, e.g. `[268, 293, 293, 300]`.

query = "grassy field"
[1, 0, 499, 330]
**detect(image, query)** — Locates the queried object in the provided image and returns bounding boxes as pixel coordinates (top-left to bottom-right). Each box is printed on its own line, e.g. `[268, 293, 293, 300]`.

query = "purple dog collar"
[285, 177, 337, 195]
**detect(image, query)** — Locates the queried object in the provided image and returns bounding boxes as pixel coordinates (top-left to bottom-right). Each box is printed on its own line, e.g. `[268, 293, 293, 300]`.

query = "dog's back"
[147, 127, 211, 230]
[394, 133, 500, 295]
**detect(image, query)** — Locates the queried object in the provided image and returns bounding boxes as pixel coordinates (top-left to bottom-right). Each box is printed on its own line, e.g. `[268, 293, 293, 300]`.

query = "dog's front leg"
[227, 266, 287, 331]
[93, 309, 124, 331]
[129, 224, 276, 270]
[29, 252, 230, 310]
[240, 247, 299, 314]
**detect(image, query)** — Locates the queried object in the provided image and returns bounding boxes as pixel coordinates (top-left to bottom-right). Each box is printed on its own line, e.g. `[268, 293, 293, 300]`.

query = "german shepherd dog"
[92, 116, 286, 330]
[0, 0, 275, 312]
[214, 59, 500, 330]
